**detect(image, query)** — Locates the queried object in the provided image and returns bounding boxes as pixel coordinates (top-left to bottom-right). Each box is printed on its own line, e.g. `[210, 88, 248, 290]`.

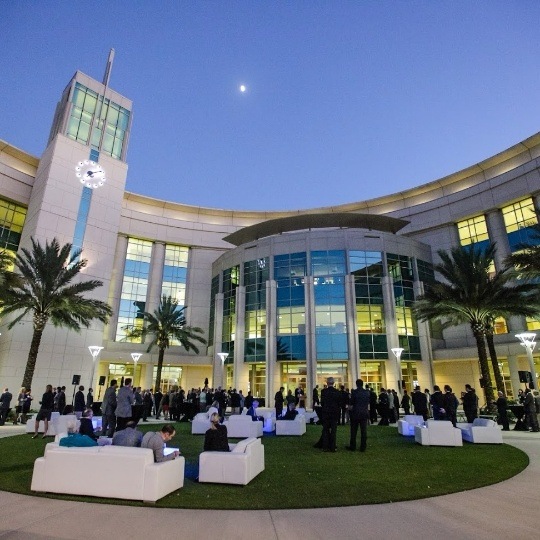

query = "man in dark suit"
[0, 388, 12, 425]
[318, 377, 341, 452]
[274, 387, 284, 418]
[347, 379, 370, 452]
[73, 385, 86, 418]
[102, 379, 118, 437]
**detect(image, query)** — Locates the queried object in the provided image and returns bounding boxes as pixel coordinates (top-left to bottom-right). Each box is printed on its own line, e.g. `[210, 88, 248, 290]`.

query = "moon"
[239, 84, 246, 93]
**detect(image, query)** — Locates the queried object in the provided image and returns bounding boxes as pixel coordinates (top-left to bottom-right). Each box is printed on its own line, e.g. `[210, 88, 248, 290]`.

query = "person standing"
[312, 385, 320, 407]
[21, 389, 32, 424]
[32, 384, 54, 438]
[319, 377, 341, 452]
[153, 388, 163, 418]
[496, 391, 510, 431]
[73, 385, 86, 419]
[0, 388, 12, 425]
[102, 379, 118, 437]
[142, 389, 153, 422]
[368, 386, 378, 424]
[86, 388, 94, 409]
[274, 387, 285, 419]
[441, 385, 459, 427]
[523, 388, 539, 432]
[387, 388, 395, 423]
[116, 378, 135, 431]
[430, 385, 445, 420]
[14, 387, 26, 425]
[412, 386, 428, 421]
[462, 384, 479, 423]
[339, 385, 350, 425]
[347, 379, 370, 452]
[401, 389, 411, 415]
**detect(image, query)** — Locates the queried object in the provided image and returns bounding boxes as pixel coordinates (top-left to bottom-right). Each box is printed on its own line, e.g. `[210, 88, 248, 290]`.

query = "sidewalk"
[0, 428, 537, 539]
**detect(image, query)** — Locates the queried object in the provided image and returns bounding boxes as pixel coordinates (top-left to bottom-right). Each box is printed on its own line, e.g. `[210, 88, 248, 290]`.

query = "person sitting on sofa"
[112, 420, 143, 447]
[79, 408, 98, 440]
[203, 412, 230, 452]
[246, 399, 265, 422]
[141, 424, 180, 462]
[282, 402, 299, 421]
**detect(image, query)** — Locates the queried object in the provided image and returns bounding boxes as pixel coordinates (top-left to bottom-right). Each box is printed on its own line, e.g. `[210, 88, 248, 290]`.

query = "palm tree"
[0, 249, 19, 291]
[413, 244, 540, 406]
[505, 223, 540, 281]
[124, 295, 206, 390]
[1, 238, 112, 390]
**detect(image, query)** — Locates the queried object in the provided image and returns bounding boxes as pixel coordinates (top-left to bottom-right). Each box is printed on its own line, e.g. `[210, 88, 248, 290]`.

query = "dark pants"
[102, 413, 116, 437]
[116, 416, 130, 431]
[498, 410, 510, 431]
[321, 414, 339, 450]
[275, 405, 283, 419]
[340, 407, 348, 425]
[349, 415, 369, 451]
[465, 410, 477, 424]
[378, 405, 389, 425]
[0, 408, 10, 425]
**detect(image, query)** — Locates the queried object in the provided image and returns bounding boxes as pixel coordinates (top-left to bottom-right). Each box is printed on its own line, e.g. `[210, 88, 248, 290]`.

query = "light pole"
[391, 348, 404, 393]
[217, 352, 228, 388]
[131, 352, 142, 386]
[88, 346, 104, 389]
[516, 333, 537, 389]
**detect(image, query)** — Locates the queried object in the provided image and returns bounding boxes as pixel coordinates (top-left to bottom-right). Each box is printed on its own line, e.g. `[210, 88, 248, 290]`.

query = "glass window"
[502, 197, 539, 251]
[457, 215, 490, 246]
[161, 245, 189, 307]
[0, 198, 27, 256]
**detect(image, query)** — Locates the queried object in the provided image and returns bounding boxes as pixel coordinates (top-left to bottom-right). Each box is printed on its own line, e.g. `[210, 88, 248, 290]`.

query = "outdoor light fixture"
[391, 348, 404, 393]
[516, 333, 537, 387]
[217, 352, 229, 363]
[88, 345, 104, 388]
[131, 352, 142, 383]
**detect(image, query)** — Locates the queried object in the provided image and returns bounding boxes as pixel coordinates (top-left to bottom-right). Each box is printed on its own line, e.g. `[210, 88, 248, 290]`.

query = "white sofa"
[27, 413, 78, 436]
[296, 408, 318, 424]
[191, 407, 219, 435]
[276, 415, 306, 436]
[224, 415, 263, 438]
[198, 437, 264, 485]
[398, 415, 424, 436]
[457, 418, 503, 444]
[31, 442, 184, 502]
[414, 420, 463, 446]
[255, 407, 276, 433]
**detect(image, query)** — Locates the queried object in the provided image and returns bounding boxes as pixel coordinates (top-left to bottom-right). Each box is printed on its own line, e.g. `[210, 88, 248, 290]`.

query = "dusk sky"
[2, 1, 540, 211]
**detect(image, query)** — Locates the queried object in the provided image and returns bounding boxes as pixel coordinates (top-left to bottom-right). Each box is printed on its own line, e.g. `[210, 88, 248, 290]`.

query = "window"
[502, 197, 539, 251]
[0, 198, 26, 258]
[457, 215, 489, 246]
[161, 245, 189, 307]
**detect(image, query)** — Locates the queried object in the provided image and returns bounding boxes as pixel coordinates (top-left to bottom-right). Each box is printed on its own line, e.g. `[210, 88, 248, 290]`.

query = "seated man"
[282, 402, 299, 421]
[246, 399, 264, 422]
[141, 424, 180, 462]
[112, 420, 143, 447]
[203, 412, 230, 452]
[79, 408, 98, 440]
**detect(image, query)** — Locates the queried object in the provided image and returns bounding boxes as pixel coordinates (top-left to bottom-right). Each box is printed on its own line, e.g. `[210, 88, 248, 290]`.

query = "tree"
[505, 223, 540, 281]
[413, 244, 540, 406]
[124, 295, 206, 390]
[0, 238, 112, 390]
[0, 249, 20, 291]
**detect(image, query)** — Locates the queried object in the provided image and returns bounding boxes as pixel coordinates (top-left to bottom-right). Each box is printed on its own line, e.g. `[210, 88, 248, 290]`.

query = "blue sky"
[2, 1, 540, 211]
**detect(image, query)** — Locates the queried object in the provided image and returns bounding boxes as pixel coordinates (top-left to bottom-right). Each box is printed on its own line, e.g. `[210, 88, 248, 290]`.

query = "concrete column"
[382, 275, 399, 390]
[265, 280, 278, 404]
[345, 274, 359, 387]
[305, 276, 317, 402]
[234, 286, 248, 392]
[413, 279, 435, 389]
[106, 234, 129, 340]
[507, 354, 521, 397]
[146, 241, 166, 315]
[143, 363, 153, 390]
[485, 209, 512, 271]
[212, 293, 224, 388]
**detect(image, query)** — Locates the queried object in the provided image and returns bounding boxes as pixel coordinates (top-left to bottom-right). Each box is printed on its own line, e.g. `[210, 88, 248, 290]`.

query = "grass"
[0, 422, 528, 509]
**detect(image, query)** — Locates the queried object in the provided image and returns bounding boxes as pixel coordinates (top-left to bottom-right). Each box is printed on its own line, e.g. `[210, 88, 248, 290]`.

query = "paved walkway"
[0, 427, 537, 540]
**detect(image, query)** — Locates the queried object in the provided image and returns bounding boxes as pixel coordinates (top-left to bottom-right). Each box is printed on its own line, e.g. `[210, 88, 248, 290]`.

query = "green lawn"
[0, 422, 528, 509]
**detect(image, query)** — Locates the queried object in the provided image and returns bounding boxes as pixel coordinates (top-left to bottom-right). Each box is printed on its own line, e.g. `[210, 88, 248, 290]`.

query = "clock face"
[75, 160, 106, 189]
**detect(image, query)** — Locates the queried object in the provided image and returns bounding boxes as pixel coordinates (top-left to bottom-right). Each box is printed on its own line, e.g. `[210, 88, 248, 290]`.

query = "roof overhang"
[223, 212, 409, 246]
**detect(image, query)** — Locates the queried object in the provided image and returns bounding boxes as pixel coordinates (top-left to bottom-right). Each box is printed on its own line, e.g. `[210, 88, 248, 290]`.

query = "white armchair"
[191, 407, 219, 435]
[397, 415, 424, 436]
[198, 437, 265, 485]
[276, 415, 306, 436]
[27, 413, 79, 436]
[414, 420, 463, 446]
[255, 407, 276, 433]
[224, 414, 263, 438]
[457, 418, 503, 443]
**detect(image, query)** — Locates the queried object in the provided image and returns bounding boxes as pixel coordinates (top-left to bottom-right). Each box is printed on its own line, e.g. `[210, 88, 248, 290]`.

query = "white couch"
[255, 407, 276, 433]
[457, 418, 503, 444]
[27, 413, 78, 436]
[276, 415, 306, 436]
[198, 437, 265, 485]
[414, 420, 463, 446]
[224, 415, 263, 438]
[191, 407, 219, 435]
[397, 415, 424, 436]
[31, 442, 184, 502]
[296, 408, 318, 424]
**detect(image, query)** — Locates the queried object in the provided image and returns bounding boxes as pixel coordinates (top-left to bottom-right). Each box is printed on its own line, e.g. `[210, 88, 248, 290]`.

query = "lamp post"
[516, 333, 537, 388]
[131, 352, 142, 386]
[391, 347, 404, 393]
[88, 346, 104, 389]
[217, 352, 228, 388]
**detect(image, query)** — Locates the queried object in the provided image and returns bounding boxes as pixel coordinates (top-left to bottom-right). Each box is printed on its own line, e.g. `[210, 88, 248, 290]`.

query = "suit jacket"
[0, 391, 12, 409]
[321, 386, 341, 419]
[102, 386, 117, 415]
[141, 431, 176, 462]
[116, 385, 135, 418]
[74, 391, 85, 412]
[350, 388, 370, 420]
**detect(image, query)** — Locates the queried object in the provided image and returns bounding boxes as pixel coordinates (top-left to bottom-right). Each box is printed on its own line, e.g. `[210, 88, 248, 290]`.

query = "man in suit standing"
[102, 379, 118, 437]
[73, 385, 86, 419]
[0, 388, 12, 425]
[347, 379, 371, 452]
[274, 387, 285, 419]
[319, 377, 341, 452]
[116, 378, 135, 431]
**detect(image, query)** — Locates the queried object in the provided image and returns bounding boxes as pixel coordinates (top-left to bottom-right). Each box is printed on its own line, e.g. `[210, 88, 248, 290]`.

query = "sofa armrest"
[143, 456, 185, 502]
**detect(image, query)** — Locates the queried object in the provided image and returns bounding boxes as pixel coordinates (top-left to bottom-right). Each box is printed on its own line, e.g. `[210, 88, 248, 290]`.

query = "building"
[1, 62, 539, 403]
